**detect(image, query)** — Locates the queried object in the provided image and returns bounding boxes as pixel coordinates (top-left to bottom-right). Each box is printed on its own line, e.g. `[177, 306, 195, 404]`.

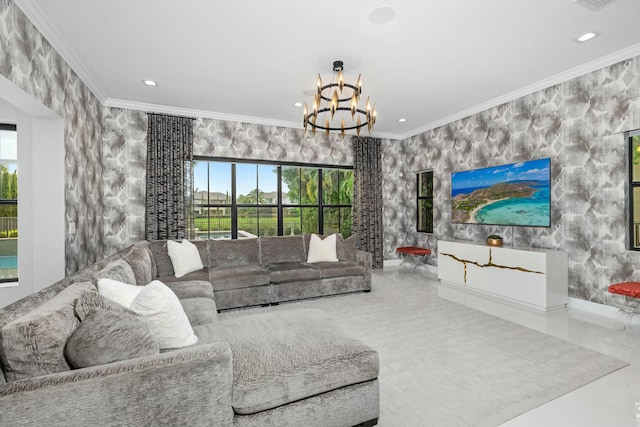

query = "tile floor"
[403, 269, 640, 427]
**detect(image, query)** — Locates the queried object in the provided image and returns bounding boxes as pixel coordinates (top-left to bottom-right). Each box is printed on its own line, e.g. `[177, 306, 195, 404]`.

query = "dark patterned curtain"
[145, 113, 194, 241]
[352, 136, 383, 268]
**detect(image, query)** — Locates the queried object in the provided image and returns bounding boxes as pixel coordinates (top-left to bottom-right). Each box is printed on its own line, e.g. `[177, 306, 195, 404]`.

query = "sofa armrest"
[0, 342, 234, 427]
[356, 249, 372, 290]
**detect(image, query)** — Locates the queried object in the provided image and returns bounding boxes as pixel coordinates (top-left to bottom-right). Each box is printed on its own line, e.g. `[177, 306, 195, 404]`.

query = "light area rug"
[219, 271, 628, 427]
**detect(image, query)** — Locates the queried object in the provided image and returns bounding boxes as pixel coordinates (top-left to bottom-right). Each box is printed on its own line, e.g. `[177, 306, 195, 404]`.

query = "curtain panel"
[352, 136, 383, 268]
[145, 113, 194, 241]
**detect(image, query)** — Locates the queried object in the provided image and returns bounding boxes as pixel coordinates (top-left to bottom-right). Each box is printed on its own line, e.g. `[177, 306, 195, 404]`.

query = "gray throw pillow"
[122, 245, 155, 285]
[0, 282, 95, 382]
[337, 234, 357, 261]
[75, 290, 137, 320]
[65, 309, 159, 368]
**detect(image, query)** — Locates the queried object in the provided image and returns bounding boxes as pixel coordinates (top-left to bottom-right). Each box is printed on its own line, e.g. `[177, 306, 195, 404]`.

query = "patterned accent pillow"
[0, 282, 95, 382]
[65, 309, 159, 368]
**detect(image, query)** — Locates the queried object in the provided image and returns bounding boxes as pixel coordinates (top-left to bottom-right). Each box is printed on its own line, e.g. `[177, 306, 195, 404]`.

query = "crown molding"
[13, 0, 109, 103]
[104, 98, 306, 128]
[104, 98, 402, 140]
[398, 42, 640, 141]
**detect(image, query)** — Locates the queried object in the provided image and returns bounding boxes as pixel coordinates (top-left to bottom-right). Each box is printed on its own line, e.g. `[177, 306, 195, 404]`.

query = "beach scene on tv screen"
[451, 158, 551, 226]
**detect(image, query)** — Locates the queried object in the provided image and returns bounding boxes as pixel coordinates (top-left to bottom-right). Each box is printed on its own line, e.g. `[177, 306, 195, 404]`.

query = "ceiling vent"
[574, 0, 620, 12]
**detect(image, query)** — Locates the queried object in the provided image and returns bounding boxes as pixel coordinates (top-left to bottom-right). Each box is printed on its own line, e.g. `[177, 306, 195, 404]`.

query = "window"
[417, 170, 433, 233]
[629, 130, 640, 249]
[0, 124, 18, 281]
[193, 159, 353, 240]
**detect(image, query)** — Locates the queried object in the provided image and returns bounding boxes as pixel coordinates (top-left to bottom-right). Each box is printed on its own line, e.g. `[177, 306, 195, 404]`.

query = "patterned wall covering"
[384, 57, 640, 305]
[102, 107, 147, 255]
[0, 0, 104, 274]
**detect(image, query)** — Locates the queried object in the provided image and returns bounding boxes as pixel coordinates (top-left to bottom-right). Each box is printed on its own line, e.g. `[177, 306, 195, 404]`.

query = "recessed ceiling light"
[142, 79, 158, 87]
[398, 118, 407, 123]
[576, 32, 598, 42]
[369, 6, 396, 24]
[293, 102, 303, 107]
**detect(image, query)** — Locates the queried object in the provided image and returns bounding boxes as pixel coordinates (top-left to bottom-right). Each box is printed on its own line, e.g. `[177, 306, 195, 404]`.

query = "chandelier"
[303, 60, 376, 138]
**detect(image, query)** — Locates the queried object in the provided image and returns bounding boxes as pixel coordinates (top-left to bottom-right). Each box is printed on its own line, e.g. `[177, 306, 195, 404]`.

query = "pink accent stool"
[608, 282, 640, 330]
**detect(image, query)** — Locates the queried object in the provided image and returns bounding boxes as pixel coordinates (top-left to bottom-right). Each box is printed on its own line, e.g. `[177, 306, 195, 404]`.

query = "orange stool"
[608, 282, 640, 330]
[396, 246, 432, 272]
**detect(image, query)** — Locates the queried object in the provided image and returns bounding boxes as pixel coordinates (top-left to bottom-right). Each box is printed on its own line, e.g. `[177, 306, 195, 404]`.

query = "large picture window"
[629, 130, 640, 250]
[0, 124, 18, 281]
[193, 159, 353, 240]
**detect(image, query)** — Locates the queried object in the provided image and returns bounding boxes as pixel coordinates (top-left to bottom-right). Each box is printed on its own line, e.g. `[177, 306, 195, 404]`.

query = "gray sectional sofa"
[0, 235, 379, 427]
[150, 234, 372, 310]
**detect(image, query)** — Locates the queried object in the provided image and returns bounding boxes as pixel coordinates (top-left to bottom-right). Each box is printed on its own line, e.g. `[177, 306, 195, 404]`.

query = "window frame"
[0, 123, 18, 283]
[416, 170, 434, 234]
[193, 157, 353, 239]
[628, 130, 640, 250]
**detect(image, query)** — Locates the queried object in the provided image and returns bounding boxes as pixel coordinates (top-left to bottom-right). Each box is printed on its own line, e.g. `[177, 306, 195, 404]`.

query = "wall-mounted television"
[451, 158, 551, 227]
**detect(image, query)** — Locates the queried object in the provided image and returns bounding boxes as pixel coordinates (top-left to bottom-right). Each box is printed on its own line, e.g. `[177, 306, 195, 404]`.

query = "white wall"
[0, 75, 65, 307]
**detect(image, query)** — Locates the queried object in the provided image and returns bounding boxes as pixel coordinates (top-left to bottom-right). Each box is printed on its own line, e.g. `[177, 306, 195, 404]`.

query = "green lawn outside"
[195, 216, 302, 236]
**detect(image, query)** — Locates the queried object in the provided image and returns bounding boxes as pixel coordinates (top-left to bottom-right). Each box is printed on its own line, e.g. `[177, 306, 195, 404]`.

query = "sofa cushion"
[309, 261, 366, 279]
[93, 258, 137, 285]
[164, 280, 214, 300]
[167, 240, 205, 278]
[97, 278, 143, 307]
[337, 234, 357, 262]
[209, 238, 260, 268]
[150, 240, 208, 278]
[158, 268, 209, 284]
[65, 309, 159, 368]
[180, 297, 218, 326]
[306, 233, 339, 263]
[265, 262, 322, 284]
[0, 282, 95, 382]
[129, 280, 198, 349]
[260, 235, 306, 264]
[209, 265, 270, 291]
[122, 244, 155, 285]
[192, 309, 379, 415]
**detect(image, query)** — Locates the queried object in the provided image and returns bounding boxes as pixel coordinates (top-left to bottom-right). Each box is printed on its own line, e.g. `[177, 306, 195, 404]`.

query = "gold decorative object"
[486, 235, 503, 247]
[303, 60, 376, 138]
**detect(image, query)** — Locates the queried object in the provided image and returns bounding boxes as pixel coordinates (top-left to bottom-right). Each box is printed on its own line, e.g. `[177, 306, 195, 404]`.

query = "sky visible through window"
[0, 130, 17, 173]
[194, 162, 287, 198]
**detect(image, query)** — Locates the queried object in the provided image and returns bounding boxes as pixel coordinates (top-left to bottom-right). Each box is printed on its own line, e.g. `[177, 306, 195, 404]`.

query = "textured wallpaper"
[384, 57, 640, 304]
[0, 0, 104, 274]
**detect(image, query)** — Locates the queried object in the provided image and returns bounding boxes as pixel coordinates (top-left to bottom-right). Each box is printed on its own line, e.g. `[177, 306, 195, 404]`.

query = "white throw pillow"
[306, 233, 339, 263]
[167, 239, 204, 278]
[97, 278, 144, 308]
[129, 280, 198, 349]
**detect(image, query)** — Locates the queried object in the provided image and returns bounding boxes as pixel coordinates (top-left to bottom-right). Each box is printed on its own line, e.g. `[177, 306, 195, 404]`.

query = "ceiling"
[14, 0, 640, 140]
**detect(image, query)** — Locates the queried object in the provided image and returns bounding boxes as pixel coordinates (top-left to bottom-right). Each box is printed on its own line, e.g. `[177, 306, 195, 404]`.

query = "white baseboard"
[383, 259, 402, 270]
[567, 297, 640, 326]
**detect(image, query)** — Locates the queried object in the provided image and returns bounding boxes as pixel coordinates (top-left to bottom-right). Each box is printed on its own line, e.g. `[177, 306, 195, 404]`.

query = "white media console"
[437, 240, 568, 311]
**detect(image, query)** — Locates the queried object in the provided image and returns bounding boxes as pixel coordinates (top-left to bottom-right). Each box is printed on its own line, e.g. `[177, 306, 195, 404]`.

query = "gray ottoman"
[193, 309, 380, 427]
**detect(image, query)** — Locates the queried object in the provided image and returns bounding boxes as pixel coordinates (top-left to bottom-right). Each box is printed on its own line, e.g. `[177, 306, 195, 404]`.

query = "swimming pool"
[0, 255, 17, 269]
